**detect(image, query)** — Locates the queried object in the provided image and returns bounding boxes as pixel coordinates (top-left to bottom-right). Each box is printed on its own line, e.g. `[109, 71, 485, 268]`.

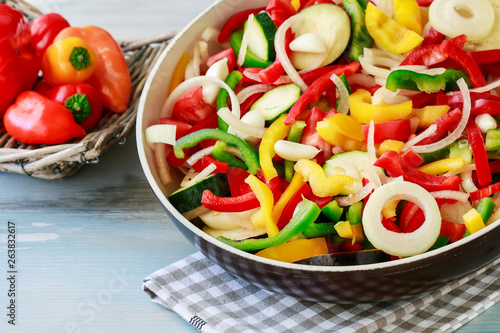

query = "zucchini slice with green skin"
[244, 11, 277, 61]
[168, 173, 229, 214]
[250, 83, 301, 121]
[290, 3, 351, 70]
[230, 29, 273, 69]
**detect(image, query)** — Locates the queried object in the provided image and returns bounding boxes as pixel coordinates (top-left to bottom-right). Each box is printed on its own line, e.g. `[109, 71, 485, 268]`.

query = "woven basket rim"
[0, 0, 176, 179]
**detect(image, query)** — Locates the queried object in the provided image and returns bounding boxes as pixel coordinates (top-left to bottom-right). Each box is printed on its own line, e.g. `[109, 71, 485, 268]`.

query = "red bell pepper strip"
[421, 26, 444, 46]
[172, 87, 216, 125]
[437, 92, 500, 116]
[374, 150, 462, 192]
[277, 182, 312, 230]
[30, 13, 70, 58]
[440, 220, 467, 243]
[416, 108, 462, 146]
[266, 0, 296, 26]
[470, 181, 500, 202]
[300, 106, 331, 165]
[192, 155, 229, 174]
[469, 49, 500, 65]
[258, 29, 293, 84]
[305, 192, 332, 208]
[466, 123, 492, 187]
[382, 217, 401, 233]
[227, 167, 252, 196]
[206, 48, 236, 72]
[410, 92, 439, 109]
[160, 118, 193, 139]
[47, 82, 103, 131]
[218, 7, 266, 44]
[284, 62, 360, 125]
[361, 119, 411, 144]
[0, 5, 40, 118]
[398, 201, 420, 232]
[416, 0, 434, 6]
[401, 148, 424, 168]
[439, 39, 487, 88]
[400, 44, 448, 67]
[340, 242, 364, 252]
[4, 91, 86, 145]
[479, 64, 500, 78]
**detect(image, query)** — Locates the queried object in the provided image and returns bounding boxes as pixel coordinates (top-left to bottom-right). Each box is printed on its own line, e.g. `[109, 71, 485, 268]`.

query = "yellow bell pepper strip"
[271, 171, 305, 222]
[349, 89, 413, 124]
[316, 115, 366, 152]
[334, 221, 353, 238]
[173, 129, 260, 174]
[294, 159, 354, 197]
[245, 174, 279, 237]
[393, 0, 423, 35]
[378, 139, 405, 154]
[217, 198, 321, 252]
[412, 105, 450, 130]
[462, 208, 486, 234]
[365, 2, 423, 54]
[42, 36, 97, 86]
[255, 238, 328, 263]
[347, 202, 364, 243]
[168, 52, 190, 96]
[418, 157, 466, 175]
[326, 113, 365, 142]
[259, 114, 290, 181]
[382, 200, 399, 219]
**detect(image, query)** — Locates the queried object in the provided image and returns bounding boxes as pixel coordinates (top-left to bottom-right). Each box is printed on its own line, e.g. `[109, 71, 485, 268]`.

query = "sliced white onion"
[364, 47, 405, 62]
[236, 84, 274, 104]
[184, 59, 196, 80]
[199, 208, 259, 230]
[186, 146, 215, 166]
[367, 120, 377, 164]
[359, 55, 391, 79]
[289, 32, 326, 53]
[237, 14, 254, 67]
[460, 170, 479, 194]
[275, 15, 308, 92]
[431, 190, 470, 202]
[372, 87, 410, 105]
[440, 201, 471, 225]
[403, 124, 437, 151]
[235, 109, 266, 144]
[192, 42, 201, 77]
[198, 40, 210, 65]
[331, 146, 344, 155]
[411, 78, 471, 153]
[217, 107, 267, 138]
[201, 27, 220, 42]
[335, 181, 375, 206]
[472, 77, 500, 93]
[203, 58, 229, 104]
[180, 163, 217, 188]
[362, 181, 442, 257]
[203, 225, 267, 241]
[160, 76, 240, 122]
[443, 163, 476, 176]
[330, 73, 349, 114]
[145, 124, 176, 147]
[154, 143, 172, 185]
[274, 140, 320, 161]
[347, 73, 377, 88]
[475, 113, 497, 133]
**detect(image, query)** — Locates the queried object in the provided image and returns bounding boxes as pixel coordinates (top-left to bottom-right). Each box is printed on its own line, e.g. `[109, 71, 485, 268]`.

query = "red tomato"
[206, 48, 235, 72]
[160, 117, 193, 139]
[171, 87, 215, 125]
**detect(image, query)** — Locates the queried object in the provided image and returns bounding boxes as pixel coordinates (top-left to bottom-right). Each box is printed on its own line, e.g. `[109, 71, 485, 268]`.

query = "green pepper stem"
[64, 93, 92, 123]
[69, 47, 92, 70]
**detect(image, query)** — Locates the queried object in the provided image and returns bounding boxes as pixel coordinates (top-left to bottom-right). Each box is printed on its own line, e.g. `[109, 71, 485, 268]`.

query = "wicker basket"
[0, 0, 176, 179]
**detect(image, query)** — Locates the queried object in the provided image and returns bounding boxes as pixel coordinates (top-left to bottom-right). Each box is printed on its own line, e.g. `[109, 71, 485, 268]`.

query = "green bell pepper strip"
[284, 120, 306, 182]
[217, 70, 243, 132]
[217, 198, 321, 251]
[173, 128, 260, 175]
[211, 140, 248, 170]
[347, 202, 363, 225]
[476, 197, 495, 224]
[343, 0, 374, 62]
[321, 200, 343, 222]
[302, 221, 339, 238]
[386, 68, 471, 94]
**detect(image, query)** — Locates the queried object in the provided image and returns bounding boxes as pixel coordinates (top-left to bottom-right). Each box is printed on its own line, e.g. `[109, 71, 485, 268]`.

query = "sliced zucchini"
[244, 11, 277, 61]
[290, 3, 351, 70]
[230, 29, 273, 69]
[250, 83, 301, 120]
[168, 173, 229, 214]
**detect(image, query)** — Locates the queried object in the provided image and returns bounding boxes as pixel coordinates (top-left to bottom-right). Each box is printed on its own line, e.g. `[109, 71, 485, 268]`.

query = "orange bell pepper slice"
[255, 238, 328, 263]
[54, 26, 131, 113]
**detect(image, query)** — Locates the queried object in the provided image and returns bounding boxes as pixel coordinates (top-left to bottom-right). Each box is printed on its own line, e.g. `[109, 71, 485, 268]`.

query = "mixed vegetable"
[146, 0, 500, 264]
[0, 5, 131, 145]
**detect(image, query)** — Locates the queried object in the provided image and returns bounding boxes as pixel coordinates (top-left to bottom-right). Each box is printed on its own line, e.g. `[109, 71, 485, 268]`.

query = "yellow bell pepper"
[334, 221, 352, 238]
[245, 174, 280, 237]
[382, 200, 399, 219]
[294, 159, 354, 197]
[42, 36, 97, 86]
[259, 114, 290, 181]
[463, 208, 486, 234]
[272, 172, 304, 222]
[393, 0, 423, 35]
[413, 105, 450, 130]
[418, 157, 466, 175]
[255, 238, 328, 263]
[378, 139, 405, 154]
[365, 2, 423, 54]
[316, 115, 366, 152]
[349, 89, 413, 124]
[168, 52, 190, 96]
[291, 0, 300, 12]
[351, 222, 365, 243]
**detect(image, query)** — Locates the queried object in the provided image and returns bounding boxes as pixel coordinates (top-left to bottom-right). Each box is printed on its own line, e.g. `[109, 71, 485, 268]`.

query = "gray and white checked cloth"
[143, 252, 500, 333]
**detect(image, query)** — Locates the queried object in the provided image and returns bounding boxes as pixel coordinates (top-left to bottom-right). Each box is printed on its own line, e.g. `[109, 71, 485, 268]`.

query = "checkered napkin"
[143, 252, 500, 333]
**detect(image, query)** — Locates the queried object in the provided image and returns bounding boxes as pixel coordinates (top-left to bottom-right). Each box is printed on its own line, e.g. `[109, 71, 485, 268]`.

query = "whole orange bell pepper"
[54, 26, 131, 113]
[42, 37, 97, 86]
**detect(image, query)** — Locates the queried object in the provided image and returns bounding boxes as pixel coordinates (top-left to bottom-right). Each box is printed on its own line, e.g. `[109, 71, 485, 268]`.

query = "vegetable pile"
[0, 5, 131, 145]
[146, 0, 500, 264]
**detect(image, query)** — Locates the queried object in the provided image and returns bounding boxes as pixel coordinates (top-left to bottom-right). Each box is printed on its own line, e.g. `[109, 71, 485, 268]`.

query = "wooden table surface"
[1, 0, 499, 332]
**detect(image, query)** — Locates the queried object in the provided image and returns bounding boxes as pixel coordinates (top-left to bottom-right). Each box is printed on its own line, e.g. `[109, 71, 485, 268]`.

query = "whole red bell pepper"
[30, 13, 70, 58]
[47, 82, 103, 131]
[0, 5, 40, 117]
[4, 91, 86, 145]
[374, 150, 462, 192]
